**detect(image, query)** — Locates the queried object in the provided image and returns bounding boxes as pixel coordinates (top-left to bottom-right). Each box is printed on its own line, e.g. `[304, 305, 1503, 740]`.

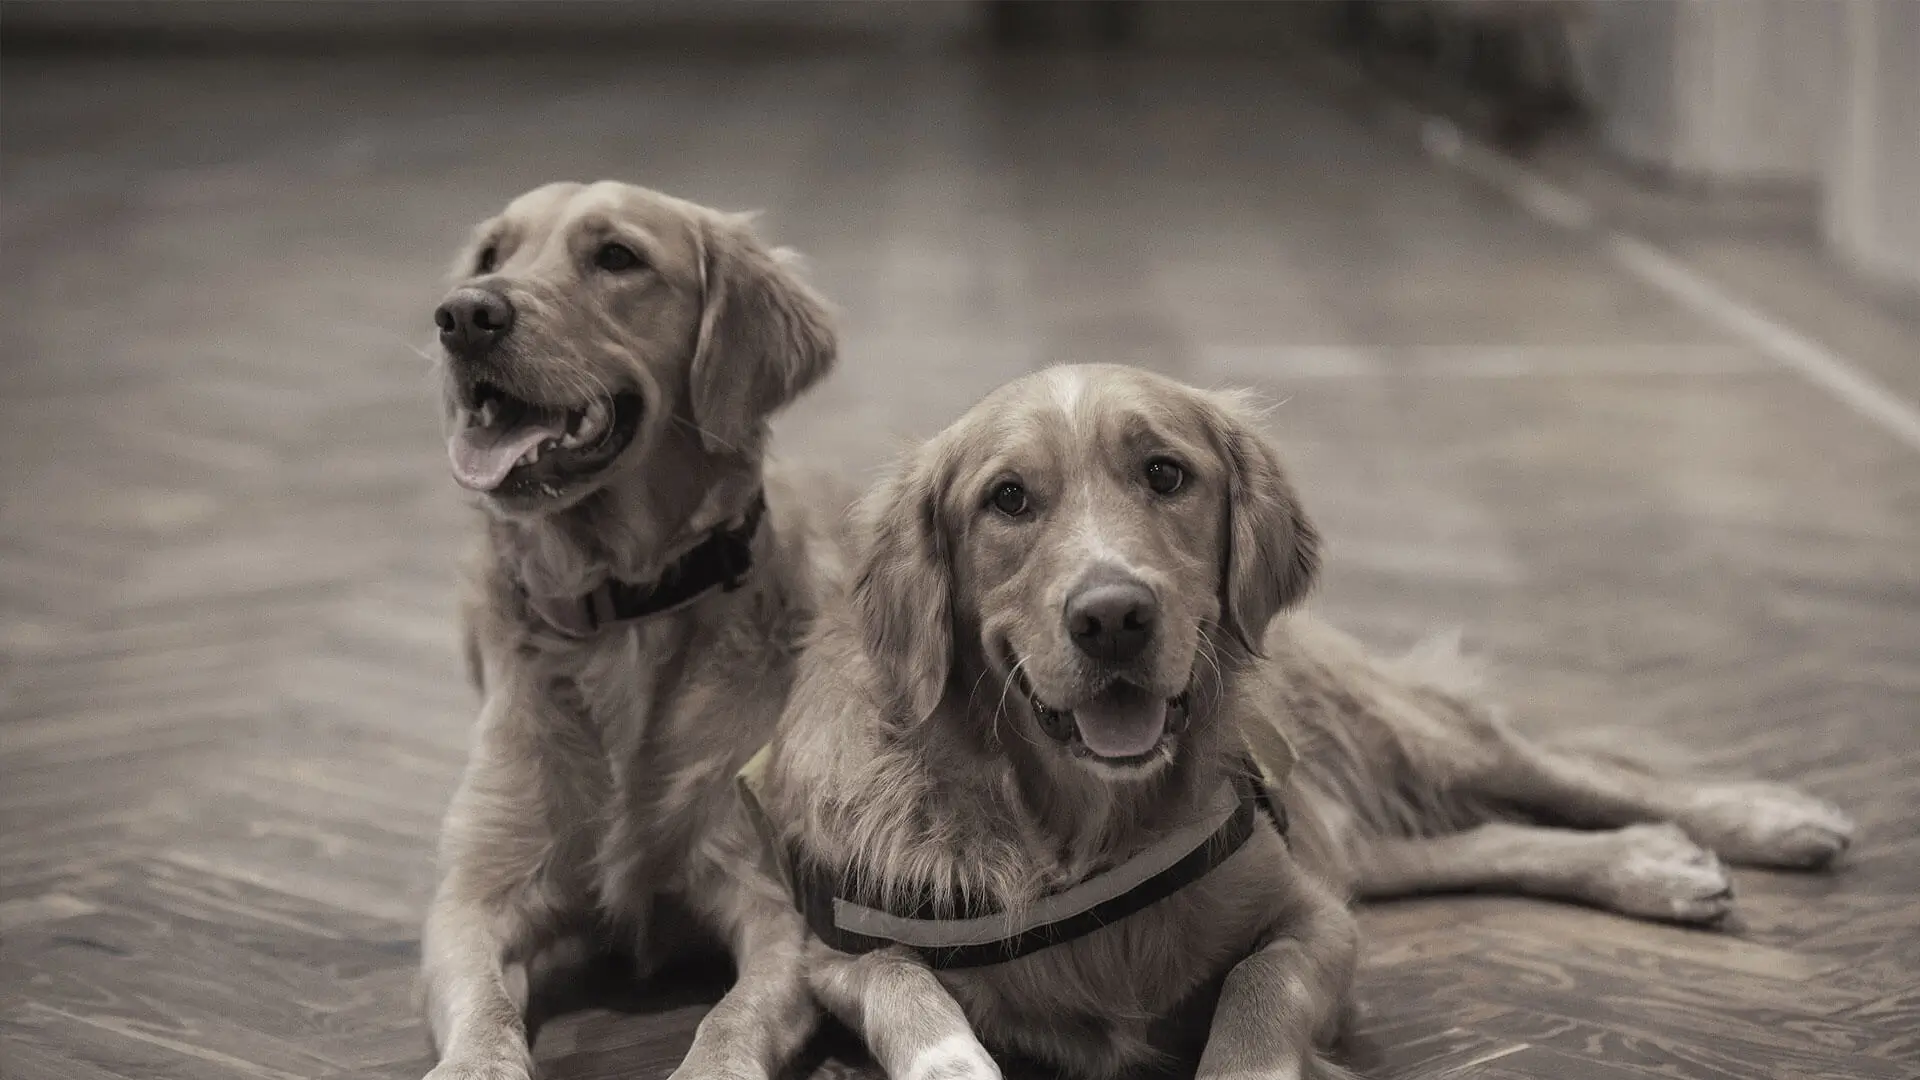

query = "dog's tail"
[1390, 628, 1697, 776]
[1381, 626, 1487, 700]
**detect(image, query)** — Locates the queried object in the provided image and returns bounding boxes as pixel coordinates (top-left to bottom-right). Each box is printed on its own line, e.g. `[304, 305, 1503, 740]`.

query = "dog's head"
[855, 365, 1318, 783]
[435, 181, 835, 515]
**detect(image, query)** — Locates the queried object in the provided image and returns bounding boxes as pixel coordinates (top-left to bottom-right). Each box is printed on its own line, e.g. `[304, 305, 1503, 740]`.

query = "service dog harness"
[736, 721, 1298, 970]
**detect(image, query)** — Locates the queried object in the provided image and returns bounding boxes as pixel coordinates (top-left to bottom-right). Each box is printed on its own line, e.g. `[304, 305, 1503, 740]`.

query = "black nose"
[435, 287, 515, 358]
[1065, 574, 1158, 664]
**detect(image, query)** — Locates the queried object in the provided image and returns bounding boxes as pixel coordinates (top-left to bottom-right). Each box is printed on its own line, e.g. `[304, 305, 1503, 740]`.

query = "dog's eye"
[474, 246, 498, 274]
[989, 482, 1030, 518]
[594, 242, 644, 273]
[1144, 458, 1186, 496]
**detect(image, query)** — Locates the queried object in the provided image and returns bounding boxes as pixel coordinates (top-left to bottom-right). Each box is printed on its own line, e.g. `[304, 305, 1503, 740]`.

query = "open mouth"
[1010, 657, 1191, 768]
[447, 381, 643, 498]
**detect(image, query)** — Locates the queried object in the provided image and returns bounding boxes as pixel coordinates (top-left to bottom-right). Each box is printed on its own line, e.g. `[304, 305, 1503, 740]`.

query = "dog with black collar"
[419, 180, 848, 1080]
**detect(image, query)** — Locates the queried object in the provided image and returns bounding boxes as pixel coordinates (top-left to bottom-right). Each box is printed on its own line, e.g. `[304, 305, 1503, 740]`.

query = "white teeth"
[575, 401, 608, 443]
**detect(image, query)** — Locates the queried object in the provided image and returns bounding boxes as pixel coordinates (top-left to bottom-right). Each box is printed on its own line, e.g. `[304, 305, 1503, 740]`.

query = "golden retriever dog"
[419, 181, 846, 1080]
[756, 364, 1855, 1079]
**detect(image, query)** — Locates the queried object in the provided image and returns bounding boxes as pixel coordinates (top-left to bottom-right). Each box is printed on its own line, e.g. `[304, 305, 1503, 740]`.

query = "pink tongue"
[449, 422, 563, 492]
[1073, 688, 1169, 758]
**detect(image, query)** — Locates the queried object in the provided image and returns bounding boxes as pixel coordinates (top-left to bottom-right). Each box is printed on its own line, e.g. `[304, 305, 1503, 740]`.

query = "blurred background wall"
[1574, 0, 1916, 295]
[7, 0, 1916, 298]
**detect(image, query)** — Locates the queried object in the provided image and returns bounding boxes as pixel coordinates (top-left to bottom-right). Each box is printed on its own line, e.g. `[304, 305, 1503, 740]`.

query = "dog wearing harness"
[737, 730, 1294, 971]
[742, 367, 1367, 1080]
[743, 364, 1860, 1080]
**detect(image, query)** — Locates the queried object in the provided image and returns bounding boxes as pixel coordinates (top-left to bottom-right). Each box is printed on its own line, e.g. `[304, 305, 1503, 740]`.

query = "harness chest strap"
[734, 728, 1297, 970]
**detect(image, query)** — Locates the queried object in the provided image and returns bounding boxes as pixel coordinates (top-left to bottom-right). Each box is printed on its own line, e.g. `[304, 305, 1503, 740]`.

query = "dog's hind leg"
[1352, 822, 1737, 924]
[1355, 630, 1854, 869]
[1459, 730, 1855, 870]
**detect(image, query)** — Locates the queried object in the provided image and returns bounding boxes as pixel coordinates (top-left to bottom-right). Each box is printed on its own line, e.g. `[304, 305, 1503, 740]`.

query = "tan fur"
[764, 364, 1856, 1080]
[419, 181, 846, 1080]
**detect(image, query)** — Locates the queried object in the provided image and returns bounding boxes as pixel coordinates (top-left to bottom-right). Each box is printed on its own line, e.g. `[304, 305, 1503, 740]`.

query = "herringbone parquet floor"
[3, 37, 1917, 1080]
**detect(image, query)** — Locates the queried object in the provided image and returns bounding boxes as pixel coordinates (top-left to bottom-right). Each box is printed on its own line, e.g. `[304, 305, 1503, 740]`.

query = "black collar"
[526, 491, 766, 637]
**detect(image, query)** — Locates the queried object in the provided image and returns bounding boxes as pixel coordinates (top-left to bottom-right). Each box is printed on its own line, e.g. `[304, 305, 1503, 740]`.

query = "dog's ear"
[852, 443, 955, 723]
[690, 214, 837, 453]
[1203, 391, 1319, 655]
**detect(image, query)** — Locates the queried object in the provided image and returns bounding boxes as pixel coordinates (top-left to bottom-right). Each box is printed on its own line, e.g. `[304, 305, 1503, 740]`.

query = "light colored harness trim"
[826, 782, 1243, 948]
[736, 720, 1300, 963]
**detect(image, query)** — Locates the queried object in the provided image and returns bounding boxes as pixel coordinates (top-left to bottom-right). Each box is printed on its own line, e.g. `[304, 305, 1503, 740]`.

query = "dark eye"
[1144, 458, 1186, 495]
[989, 481, 1030, 518]
[474, 246, 498, 274]
[594, 242, 644, 273]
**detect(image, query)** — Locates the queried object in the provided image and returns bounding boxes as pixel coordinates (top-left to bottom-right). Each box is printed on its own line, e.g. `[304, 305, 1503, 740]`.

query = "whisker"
[582, 368, 617, 407]
[669, 412, 745, 455]
[1196, 627, 1227, 703]
[992, 660, 1021, 740]
[968, 666, 1002, 749]
[556, 365, 614, 411]
[994, 656, 1044, 752]
[968, 665, 995, 706]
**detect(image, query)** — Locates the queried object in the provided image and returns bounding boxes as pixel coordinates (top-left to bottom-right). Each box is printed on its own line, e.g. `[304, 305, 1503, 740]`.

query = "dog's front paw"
[1590, 824, 1735, 924]
[424, 1058, 532, 1080]
[901, 1036, 1003, 1080]
[1681, 783, 1855, 869]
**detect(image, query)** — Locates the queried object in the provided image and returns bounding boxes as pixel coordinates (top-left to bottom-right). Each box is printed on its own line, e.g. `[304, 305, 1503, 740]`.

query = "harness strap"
[737, 746, 1292, 971]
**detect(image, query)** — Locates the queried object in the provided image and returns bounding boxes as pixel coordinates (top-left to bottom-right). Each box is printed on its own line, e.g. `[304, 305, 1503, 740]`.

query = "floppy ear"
[1205, 391, 1320, 654]
[690, 214, 838, 453]
[852, 445, 955, 723]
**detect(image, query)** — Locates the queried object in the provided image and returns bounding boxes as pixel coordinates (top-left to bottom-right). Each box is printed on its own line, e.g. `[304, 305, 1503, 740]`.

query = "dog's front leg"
[1197, 872, 1359, 1080]
[809, 947, 1001, 1080]
[422, 883, 537, 1080]
[671, 835, 820, 1080]
[422, 684, 589, 1080]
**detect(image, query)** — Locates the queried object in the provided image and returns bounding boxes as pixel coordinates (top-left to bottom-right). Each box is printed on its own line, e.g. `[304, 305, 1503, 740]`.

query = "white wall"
[1824, 0, 1920, 293]
[1581, 0, 1842, 185]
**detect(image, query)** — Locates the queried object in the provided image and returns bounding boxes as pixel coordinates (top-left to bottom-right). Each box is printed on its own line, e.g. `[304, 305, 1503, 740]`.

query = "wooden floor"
[3, 39, 1918, 1080]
